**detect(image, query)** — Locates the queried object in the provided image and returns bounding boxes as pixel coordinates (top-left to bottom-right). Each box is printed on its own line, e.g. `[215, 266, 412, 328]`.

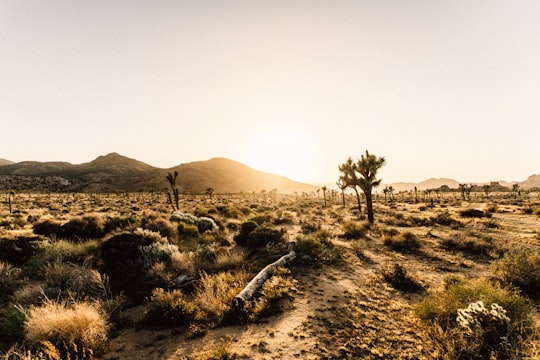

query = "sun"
[242, 127, 317, 183]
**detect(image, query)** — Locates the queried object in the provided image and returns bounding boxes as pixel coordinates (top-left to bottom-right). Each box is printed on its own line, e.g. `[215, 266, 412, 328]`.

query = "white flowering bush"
[457, 301, 510, 333]
[170, 212, 218, 233]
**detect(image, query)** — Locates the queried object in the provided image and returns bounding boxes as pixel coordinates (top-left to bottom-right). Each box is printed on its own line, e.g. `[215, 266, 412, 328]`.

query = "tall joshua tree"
[339, 151, 386, 223]
[338, 158, 362, 214]
[166, 171, 180, 211]
[356, 150, 386, 223]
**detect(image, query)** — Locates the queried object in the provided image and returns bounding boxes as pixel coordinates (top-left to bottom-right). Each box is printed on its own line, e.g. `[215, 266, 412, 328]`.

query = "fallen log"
[234, 246, 296, 307]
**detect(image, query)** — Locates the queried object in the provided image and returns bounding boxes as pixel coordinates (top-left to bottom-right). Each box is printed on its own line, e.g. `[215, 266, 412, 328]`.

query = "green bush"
[145, 288, 199, 327]
[492, 249, 540, 298]
[0, 306, 26, 342]
[295, 230, 333, 262]
[233, 221, 258, 246]
[248, 268, 297, 321]
[100, 229, 179, 302]
[415, 277, 533, 359]
[246, 226, 285, 248]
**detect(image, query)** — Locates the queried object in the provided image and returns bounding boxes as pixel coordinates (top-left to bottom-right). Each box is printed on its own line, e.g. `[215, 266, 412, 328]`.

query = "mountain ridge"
[1, 153, 539, 192]
[0, 153, 317, 193]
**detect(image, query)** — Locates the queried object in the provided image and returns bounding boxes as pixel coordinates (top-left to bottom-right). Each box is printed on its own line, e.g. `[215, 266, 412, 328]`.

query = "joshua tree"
[482, 184, 490, 199]
[206, 187, 214, 201]
[336, 179, 347, 207]
[414, 186, 418, 203]
[339, 151, 386, 223]
[356, 150, 386, 223]
[166, 171, 180, 211]
[338, 158, 362, 214]
[321, 186, 327, 206]
[511, 184, 521, 198]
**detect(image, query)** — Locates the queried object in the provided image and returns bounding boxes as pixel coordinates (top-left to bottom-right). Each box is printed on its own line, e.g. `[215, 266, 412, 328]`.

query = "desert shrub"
[246, 226, 285, 249]
[216, 205, 243, 219]
[248, 268, 297, 321]
[492, 249, 540, 298]
[440, 234, 497, 257]
[44, 261, 109, 299]
[61, 214, 106, 241]
[0, 306, 25, 342]
[144, 288, 199, 327]
[300, 221, 321, 234]
[26, 239, 100, 278]
[0, 236, 41, 266]
[459, 209, 485, 218]
[177, 222, 200, 239]
[381, 263, 423, 292]
[194, 271, 247, 325]
[103, 215, 138, 234]
[249, 214, 271, 225]
[383, 231, 421, 253]
[415, 277, 533, 359]
[24, 299, 109, 358]
[431, 211, 461, 227]
[141, 216, 177, 240]
[197, 217, 218, 233]
[341, 221, 370, 239]
[233, 221, 258, 246]
[100, 229, 179, 302]
[0, 261, 21, 302]
[189, 343, 241, 360]
[170, 212, 199, 225]
[295, 230, 333, 262]
[33, 218, 63, 237]
[170, 251, 196, 275]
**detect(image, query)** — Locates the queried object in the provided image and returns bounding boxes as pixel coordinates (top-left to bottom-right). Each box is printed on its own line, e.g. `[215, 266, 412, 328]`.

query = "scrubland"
[1, 190, 539, 359]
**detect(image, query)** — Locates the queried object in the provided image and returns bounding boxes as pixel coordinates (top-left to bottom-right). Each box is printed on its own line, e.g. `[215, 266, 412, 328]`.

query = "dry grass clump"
[194, 270, 248, 325]
[60, 213, 107, 241]
[24, 299, 109, 358]
[44, 261, 108, 299]
[295, 229, 337, 263]
[340, 220, 370, 239]
[440, 234, 498, 258]
[492, 249, 540, 299]
[383, 231, 421, 253]
[188, 343, 243, 360]
[247, 268, 297, 321]
[415, 276, 533, 359]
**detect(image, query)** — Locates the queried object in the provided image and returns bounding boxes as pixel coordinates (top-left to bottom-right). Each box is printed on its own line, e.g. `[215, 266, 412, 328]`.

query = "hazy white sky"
[1, 0, 539, 184]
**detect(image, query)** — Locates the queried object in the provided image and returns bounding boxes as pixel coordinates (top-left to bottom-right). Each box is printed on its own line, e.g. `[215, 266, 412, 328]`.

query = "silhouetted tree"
[166, 171, 180, 211]
[206, 187, 214, 201]
[338, 158, 362, 214]
[321, 186, 327, 206]
[356, 150, 386, 223]
[336, 179, 347, 207]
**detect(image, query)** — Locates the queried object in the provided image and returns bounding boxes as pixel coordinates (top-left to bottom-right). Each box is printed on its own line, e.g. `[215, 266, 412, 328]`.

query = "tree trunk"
[234, 249, 296, 307]
[365, 191, 374, 224]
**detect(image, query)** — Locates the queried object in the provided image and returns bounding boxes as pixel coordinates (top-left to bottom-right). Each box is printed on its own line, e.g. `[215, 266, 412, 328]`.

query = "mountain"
[520, 174, 540, 190]
[384, 178, 460, 192]
[0, 153, 317, 194]
[0, 158, 13, 166]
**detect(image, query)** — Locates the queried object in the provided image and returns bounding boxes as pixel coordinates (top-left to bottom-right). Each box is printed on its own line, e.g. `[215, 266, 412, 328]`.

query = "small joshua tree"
[321, 186, 327, 206]
[7, 190, 15, 214]
[336, 179, 347, 207]
[166, 171, 180, 211]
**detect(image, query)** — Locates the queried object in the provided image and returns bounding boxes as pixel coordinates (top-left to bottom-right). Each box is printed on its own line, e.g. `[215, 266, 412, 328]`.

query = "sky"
[1, 0, 539, 185]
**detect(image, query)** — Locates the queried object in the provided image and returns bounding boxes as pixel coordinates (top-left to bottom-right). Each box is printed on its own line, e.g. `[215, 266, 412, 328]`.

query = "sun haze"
[1, 1, 539, 185]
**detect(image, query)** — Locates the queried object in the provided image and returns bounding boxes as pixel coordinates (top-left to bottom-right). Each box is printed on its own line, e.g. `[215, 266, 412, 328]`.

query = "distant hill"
[520, 174, 540, 189]
[385, 178, 460, 192]
[0, 153, 317, 194]
[0, 158, 13, 166]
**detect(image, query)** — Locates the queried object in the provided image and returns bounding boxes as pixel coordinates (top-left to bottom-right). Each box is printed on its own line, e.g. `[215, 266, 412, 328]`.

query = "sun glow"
[243, 128, 317, 183]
